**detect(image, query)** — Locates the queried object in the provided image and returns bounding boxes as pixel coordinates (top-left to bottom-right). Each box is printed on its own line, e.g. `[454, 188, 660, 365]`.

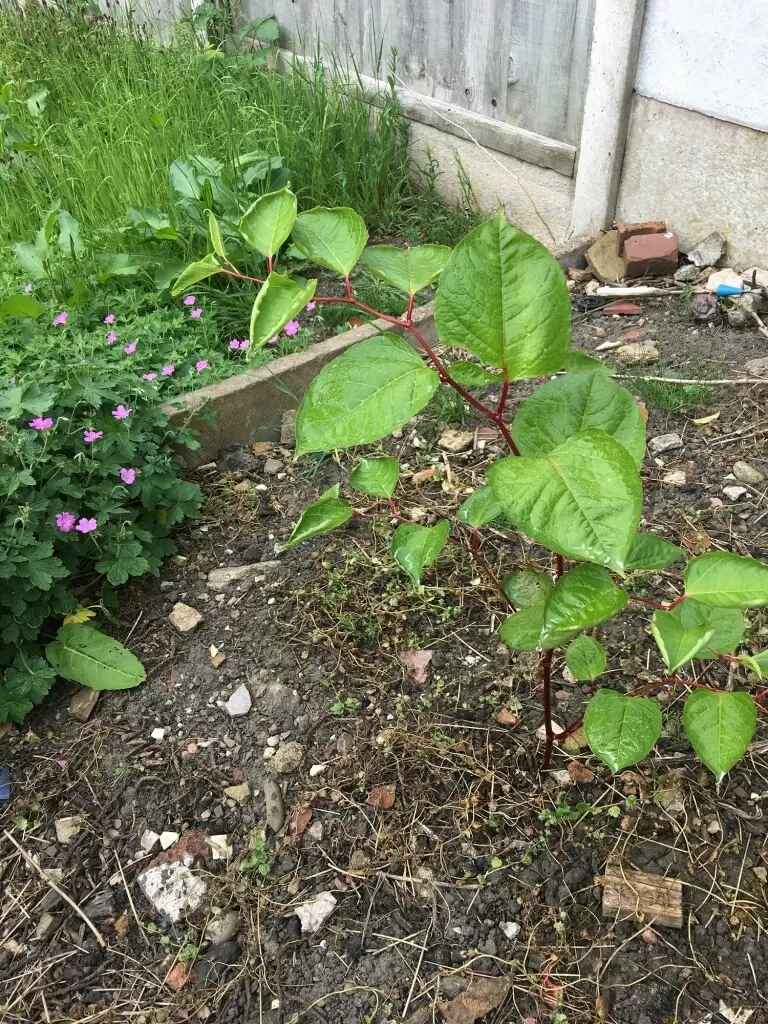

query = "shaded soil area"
[2, 294, 768, 1024]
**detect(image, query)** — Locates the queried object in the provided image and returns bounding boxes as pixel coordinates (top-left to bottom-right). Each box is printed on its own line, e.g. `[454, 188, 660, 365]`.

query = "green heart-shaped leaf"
[501, 570, 553, 609]
[349, 457, 399, 498]
[651, 611, 715, 673]
[240, 187, 298, 258]
[391, 521, 450, 583]
[542, 564, 627, 642]
[565, 636, 606, 680]
[499, 603, 578, 652]
[361, 243, 451, 295]
[434, 214, 570, 379]
[249, 272, 317, 351]
[684, 552, 768, 608]
[625, 533, 684, 571]
[584, 689, 662, 772]
[457, 485, 502, 528]
[0, 294, 45, 319]
[292, 206, 368, 276]
[286, 484, 353, 548]
[488, 430, 642, 573]
[46, 624, 146, 691]
[683, 689, 756, 781]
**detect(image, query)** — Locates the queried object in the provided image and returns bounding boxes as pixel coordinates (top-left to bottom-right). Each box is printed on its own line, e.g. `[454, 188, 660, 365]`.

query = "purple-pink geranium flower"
[190, 308, 203, 319]
[56, 512, 76, 533]
[239, 339, 250, 350]
[142, 372, 157, 381]
[53, 311, 68, 327]
[24, 283, 33, 294]
[305, 301, 316, 312]
[284, 320, 300, 337]
[29, 416, 54, 431]
[83, 429, 103, 444]
[183, 295, 196, 306]
[161, 363, 175, 377]
[267, 336, 278, 346]
[104, 313, 115, 325]
[112, 404, 132, 420]
[123, 341, 137, 355]
[195, 359, 209, 372]
[75, 517, 98, 534]
[229, 339, 240, 350]
[120, 467, 137, 485]
[106, 330, 117, 344]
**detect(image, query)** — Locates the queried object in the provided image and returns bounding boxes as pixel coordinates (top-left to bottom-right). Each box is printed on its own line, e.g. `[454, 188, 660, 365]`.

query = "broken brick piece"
[616, 220, 666, 253]
[602, 301, 643, 315]
[624, 232, 679, 279]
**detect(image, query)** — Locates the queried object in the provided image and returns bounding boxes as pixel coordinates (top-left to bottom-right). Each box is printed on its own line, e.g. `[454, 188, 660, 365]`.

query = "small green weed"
[240, 831, 273, 876]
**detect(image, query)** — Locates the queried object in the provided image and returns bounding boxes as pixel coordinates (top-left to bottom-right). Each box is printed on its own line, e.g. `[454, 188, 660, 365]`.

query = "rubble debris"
[586, 230, 625, 283]
[624, 231, 679, 279]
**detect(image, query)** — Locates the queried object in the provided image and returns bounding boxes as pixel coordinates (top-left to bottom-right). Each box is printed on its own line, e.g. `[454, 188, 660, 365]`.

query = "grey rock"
[263, 458, 284, 476]
[742, 267, 768, 290]
[169, 602, 203, 633]
[193, 940, 241, 987]
[733, 461, 765, 485]
[204, 908, 240, 945]
[221, 684, 251, 718]
[136, 855, 207, 924]
[223, 782, 250, 804]
[614, 341, 659, 366]
[263, 778, 285, 832]
[745, 356, 768, 376]
[54, 816, 85, 845]
[686, 230, 726, 268]
[208, 563, 263, 589]
[218, 445, 259, 473]
[83, 891, 117, 920]
[673, 263, 698, 283]
[648, 433, 683, 454]
[266, 740, 306, 775]
[336, 732, 354, 755]
[726, 292, 761, 327]
[35, 912, 57, 940]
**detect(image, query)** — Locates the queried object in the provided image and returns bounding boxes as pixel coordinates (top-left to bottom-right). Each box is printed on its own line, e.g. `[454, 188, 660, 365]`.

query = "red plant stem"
[449, 534, 514, 609]
[267, 255, 274, 274]
[496, 379, 510, 416]
[219, 267, 264, 286]
[555, 555, 564, 579]
[540, 649, 555, 770]
[405, 294, 415, 323]
[631, 593, 689, 612]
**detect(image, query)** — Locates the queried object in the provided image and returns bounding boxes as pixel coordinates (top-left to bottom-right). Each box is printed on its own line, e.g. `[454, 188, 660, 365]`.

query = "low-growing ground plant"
[174, 191, 768, 781]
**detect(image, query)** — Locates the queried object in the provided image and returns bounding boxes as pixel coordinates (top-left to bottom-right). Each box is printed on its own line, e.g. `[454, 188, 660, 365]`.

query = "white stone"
[223, 782, 250, 804]
[35, 912, 57, 940]
[136, 855, 207, 924]
[204, 908, 240, 944]
[499, 921, 521, 940]
[706, 268, 742, 292]
[438, 429, 474, 454]
[159, 831, 180, 850]
[308, 821, 324, 840]
[266, 735, 280, 747]
[663, 469, 687, 486]
[209, 835, 233, 861]
[140, 829, 161, 852]
[294, 892, 337, 934]
[55, 816, 85, 845]
[220, 684, 251, 718]
[649, 433, 684, 454]
[733, 461, 764, 485]
[207, 564, 269, 589]
[309, 764, 327, 777]
[263, 747, 275, 759]
[723, 486, 748, 501]
[169, 602, 203, 633]
[151, 727, 165, 741]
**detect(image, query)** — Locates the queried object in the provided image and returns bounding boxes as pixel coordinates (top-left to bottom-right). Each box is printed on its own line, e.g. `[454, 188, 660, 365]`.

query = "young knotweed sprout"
[173, 194, 768, 781]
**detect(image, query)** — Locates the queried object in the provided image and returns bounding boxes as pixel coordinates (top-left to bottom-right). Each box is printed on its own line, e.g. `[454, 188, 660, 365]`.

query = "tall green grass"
[0, 3, 474, 248]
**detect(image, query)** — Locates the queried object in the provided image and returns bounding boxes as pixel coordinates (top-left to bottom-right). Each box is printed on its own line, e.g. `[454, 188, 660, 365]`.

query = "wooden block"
[602, 862, 683, 929]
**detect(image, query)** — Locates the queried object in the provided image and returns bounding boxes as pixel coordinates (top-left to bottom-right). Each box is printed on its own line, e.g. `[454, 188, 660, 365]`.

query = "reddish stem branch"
[496, 379, 510, 417]
[540, 649, 555, 770]
[555, 555, 564, 579]
[631, 593, 688, 612]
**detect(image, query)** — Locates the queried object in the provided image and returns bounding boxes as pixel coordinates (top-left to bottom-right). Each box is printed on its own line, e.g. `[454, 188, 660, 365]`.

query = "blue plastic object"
[0, 764, 10, 802]
[715, 283, 745, 297]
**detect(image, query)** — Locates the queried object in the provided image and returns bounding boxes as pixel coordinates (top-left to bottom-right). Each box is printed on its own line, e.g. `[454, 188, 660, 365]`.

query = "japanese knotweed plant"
[174, 191, 768, 780]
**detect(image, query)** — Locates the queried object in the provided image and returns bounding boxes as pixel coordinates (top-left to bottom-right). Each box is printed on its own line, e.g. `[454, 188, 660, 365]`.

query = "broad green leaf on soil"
[239, 187, 298, 258]
[499, 602, 578, 652]
[584, 689, 662, 772]
[285, 484, 353, 548]
[625, 533, 684, 571]
[360, 243, 451, 295]
[295, 334, 439, 456]
[0, 294, 45, 319]
[434, 214, 570, 379]
[457, 485, 502, 528]
[170, 253, 221, 296]
[207, 210, 227, 259]
[651, 611, 715, 673]
[501, 570, 553, 609]
[488, 430, 642, 573]
[349, 457, 399, 498]
[542, 564, 628, 641]
[446, 361, 505, 388]
[45, 624, 146, 691]
[512, 370, 646, 467]
[684, 551, 768, 608]
[561, 350, 613, 374]
[391, 521, 450, 584]
[565, 636, 606, 680]
[292, 206, 368, 276]
[672, 599, 744, 660]
[249, 272, 317, 351]
[683, 689, 756, 781]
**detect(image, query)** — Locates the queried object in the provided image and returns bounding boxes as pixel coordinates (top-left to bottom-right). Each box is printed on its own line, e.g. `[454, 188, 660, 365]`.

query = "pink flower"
[229, 339, 240, 350]
[195, 359, 209, 372]
[75, 517, 98, 534]
[120, 467, 136, 485]
[123, 341, 137, 355]
[29, 416, 54, 430]
[106, 330, 117, 344]
[239, 339, 251, 350]
[142, 372, 157, 381]
[305, 301, 316, 312]
[53, 311, 68, 326]
[104, 314, 115, 325]
[190, 308, 203, 319]
[112, 404, 132, 420]
[24, 283, 33, 294]
[284, 320, 300, 337]
[161, 363, 175, 377]
[83, 429, 103, 444]
[267, 336, 278, 346]
[183, 295, 196, 306]
[55, 512, 76, 532]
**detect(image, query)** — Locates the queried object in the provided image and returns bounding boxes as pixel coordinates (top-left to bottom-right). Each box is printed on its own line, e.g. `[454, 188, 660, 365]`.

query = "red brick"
[616, 220, 666, 253]
[602, 301, 642, 315]
[623, 232, 679, 279]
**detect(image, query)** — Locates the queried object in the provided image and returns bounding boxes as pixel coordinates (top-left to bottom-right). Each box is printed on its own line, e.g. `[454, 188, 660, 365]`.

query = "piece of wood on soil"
[602, 861, 683, 929]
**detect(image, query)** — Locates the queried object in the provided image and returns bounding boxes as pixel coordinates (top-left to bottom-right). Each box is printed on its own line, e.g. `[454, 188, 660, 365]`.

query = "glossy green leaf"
[45, 624, 146, 691]
[625, 533, 684, 571]
[239, 187, 298, 258]
[542, 564, 627, 642]
[672, 599, 744, 660]
[683, 689, 756, 782]
[285, 484, 353, 548]
[447, 361, 505, 388]
[434, 214, 570, 379]
[249, 272, 317, 351]
[561, 350, 613, 374]
[361, 244, 451, 295]
[512, 370, 646, 467]
[170, 253, 221, 296]
[501, 570, 553, 609]
[584, 689, 662, 772]
[740, 651, 768, 677]
[684, 552, 768, 608]
[488, 430, 642, 573]
[295, 334, 439, 456]
[349, 457, 399, 498]
[391, 521, 450, 584]
[457, 485, 502, 527]
[292, 206, 368, 276]
[499, 602, 578, 652]
[207, 210, 227, 259]
[565, 636, 606, 680]
[651, 611, 714, 673]
[0, 294, 45, 319]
